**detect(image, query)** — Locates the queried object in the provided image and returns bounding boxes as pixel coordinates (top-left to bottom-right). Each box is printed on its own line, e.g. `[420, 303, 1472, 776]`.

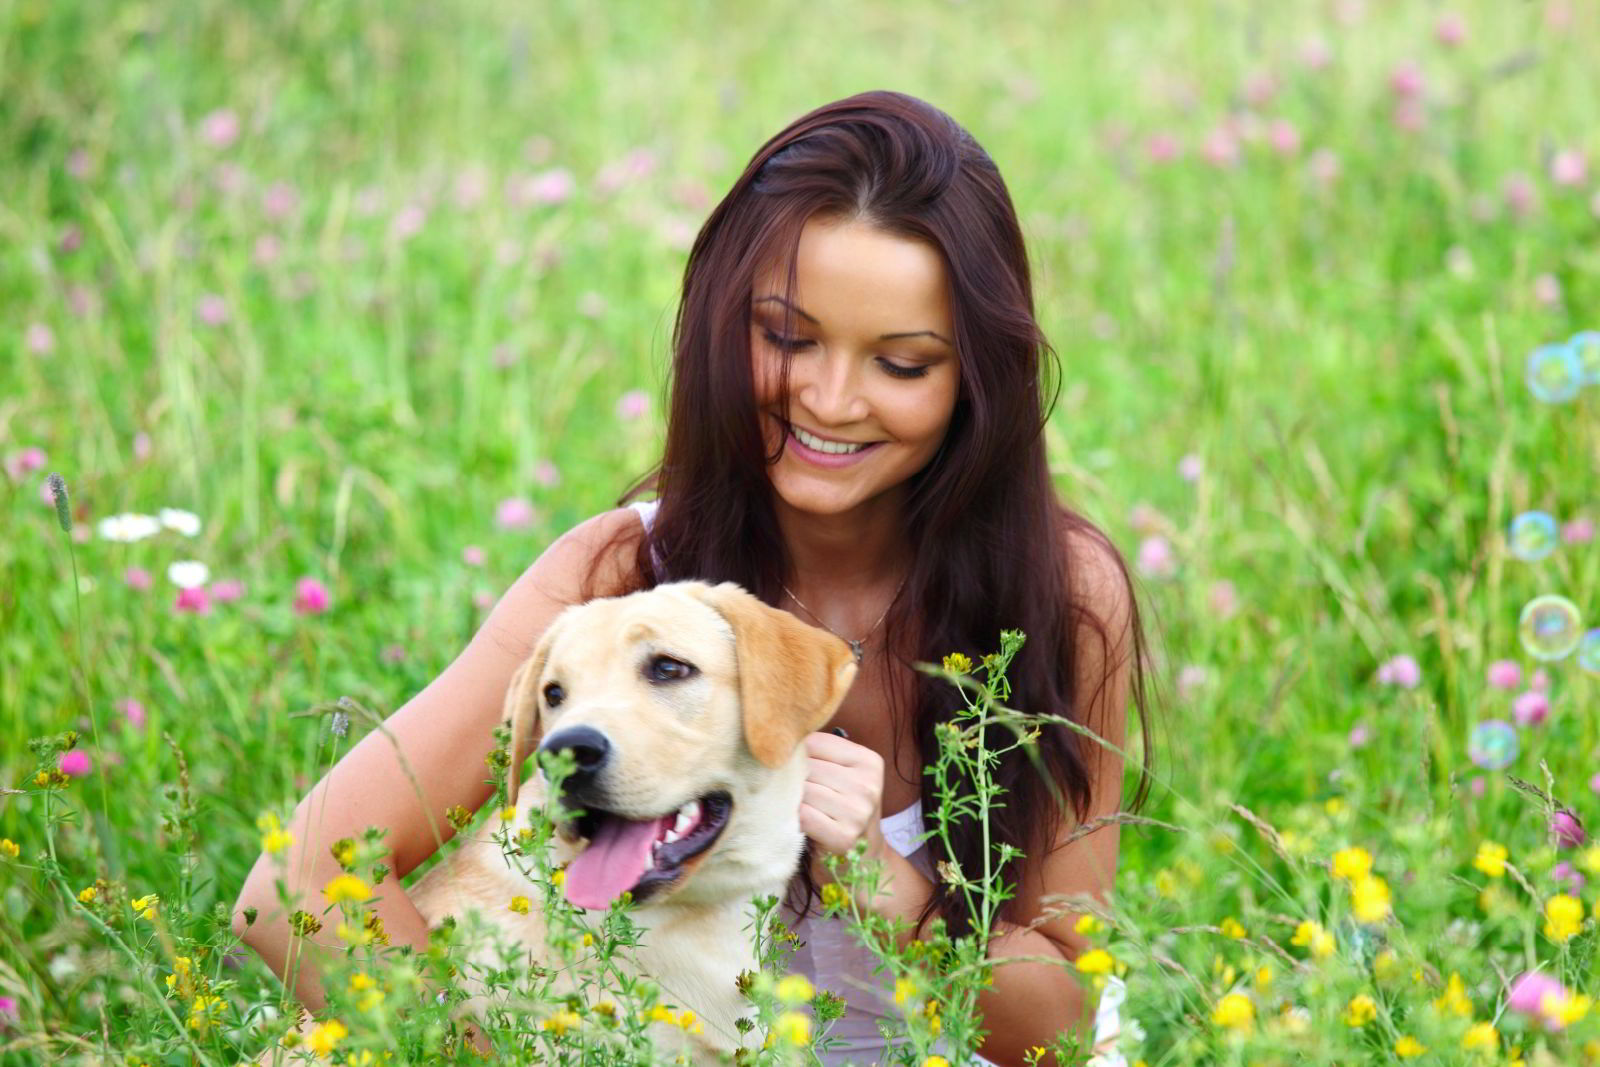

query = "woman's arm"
[230, 507, 643, 1022]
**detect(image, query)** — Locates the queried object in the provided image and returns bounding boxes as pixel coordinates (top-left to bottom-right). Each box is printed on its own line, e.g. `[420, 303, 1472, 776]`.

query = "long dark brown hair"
[586, 90, 1157, 937]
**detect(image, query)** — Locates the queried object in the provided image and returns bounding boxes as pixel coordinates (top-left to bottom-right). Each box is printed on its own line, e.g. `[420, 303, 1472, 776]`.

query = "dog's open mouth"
[562, 792, 733, 911]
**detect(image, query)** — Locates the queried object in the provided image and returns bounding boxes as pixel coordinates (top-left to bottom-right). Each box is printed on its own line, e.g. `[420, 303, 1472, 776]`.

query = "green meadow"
[2, 0, 1598, 1063]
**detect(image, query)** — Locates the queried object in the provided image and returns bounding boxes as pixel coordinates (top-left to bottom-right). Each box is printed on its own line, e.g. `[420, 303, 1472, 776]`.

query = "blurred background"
[2, 0, 1598, 1062]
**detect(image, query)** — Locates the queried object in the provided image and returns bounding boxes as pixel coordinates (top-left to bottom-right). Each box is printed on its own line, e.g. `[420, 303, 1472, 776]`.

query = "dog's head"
[502, 580, 857, 911]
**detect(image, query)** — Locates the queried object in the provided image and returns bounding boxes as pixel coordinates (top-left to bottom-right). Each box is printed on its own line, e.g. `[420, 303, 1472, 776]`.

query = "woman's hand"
[798, 731, 891, 877]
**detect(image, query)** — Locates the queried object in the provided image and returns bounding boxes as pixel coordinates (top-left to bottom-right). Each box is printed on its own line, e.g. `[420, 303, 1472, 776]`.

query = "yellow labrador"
[407, 580, 857, 1059]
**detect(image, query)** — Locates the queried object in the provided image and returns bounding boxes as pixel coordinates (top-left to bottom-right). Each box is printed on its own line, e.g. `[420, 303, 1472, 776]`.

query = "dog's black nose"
[538, 726, 611, 790]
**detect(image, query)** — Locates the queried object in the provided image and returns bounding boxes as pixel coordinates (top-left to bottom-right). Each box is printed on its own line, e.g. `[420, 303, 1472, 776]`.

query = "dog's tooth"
[664, 828, 681, 844]
[672, 810, 693, 836]
[679, 799, 701, 829]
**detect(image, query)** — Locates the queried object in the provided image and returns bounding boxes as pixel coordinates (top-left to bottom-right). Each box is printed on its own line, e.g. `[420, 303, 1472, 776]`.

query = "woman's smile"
[780, 418, 887, 468]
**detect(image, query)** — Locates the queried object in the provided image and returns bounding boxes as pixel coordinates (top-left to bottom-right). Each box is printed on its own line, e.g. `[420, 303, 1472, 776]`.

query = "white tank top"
[625, 500, 1128, 1066]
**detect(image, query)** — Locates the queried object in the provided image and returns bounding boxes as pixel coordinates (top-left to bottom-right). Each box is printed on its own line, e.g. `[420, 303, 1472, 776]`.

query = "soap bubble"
[1526, 343, 1583, 403]
[1570, 331, 1600, 386]
[1509, 512, 1560, 562]
[1468, 720, 1518, 770]
[1579, 630, 1600, 676]
[1519, 595, 1584, 661]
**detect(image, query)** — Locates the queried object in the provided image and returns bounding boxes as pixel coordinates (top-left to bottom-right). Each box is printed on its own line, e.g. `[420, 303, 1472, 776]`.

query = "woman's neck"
[772, 490, 912, 597]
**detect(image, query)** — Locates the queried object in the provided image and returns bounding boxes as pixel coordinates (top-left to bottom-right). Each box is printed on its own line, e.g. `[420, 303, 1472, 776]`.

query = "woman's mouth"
[780, 419, 885, 469]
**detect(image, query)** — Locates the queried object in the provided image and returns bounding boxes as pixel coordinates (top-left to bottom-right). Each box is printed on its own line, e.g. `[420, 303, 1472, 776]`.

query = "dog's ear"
[684, 581, 859, 768]
[505, 612, 566, 805]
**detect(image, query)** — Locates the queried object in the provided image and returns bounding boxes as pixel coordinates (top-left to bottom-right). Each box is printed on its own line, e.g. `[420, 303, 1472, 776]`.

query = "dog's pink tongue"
[564, 814, 670, 911]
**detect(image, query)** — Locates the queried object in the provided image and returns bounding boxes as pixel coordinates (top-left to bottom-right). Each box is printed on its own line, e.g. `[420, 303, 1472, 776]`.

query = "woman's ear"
[683, 581, 859, 767]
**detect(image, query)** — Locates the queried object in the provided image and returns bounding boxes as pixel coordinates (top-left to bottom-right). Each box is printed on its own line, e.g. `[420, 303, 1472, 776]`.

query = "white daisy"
[159, 508, 203, 537]
[167, 560, 210, 589]
[96, 512, 162, 543]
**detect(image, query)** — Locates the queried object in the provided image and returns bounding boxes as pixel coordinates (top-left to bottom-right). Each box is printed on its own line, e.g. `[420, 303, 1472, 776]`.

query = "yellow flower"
[1461, 1020, 1498, 1052]
[187, 994, 224, 1033]
[357, 988, 385, 1013]
[258, 813, 295, 856]
[1212, 992, 1254, 1032]
[1219, 916, 1246, 939]
[1373, 948, 1400, 981]
[307, 1019, 349, 1056]
[1540, 990, 1591, 1027]
[1344, 994, 1378, 1027]
[1291, 919, 1335, 958]
[1473, 841, 1508, 878]
[0, 838, 18, 859]
[820, 882, 847, 910]
[1433, 972, 1471, 1017]
[1577, 845, 1600, 876]
[499, 806, 517, 822]
[894, 978, 918, 1006]
[348, 973, 376, 993]
[1075, 949, 1115, 975]
[1332, 846, 1374, 882]
[336, 920, 373, 946]
[322, 874, 372, 906]
[776, 975, 815, 1003]
[77, 885, 97, 904]
[509, 895, 531, 915]
[941, 653, 974, 674]
[1073, 913, 1103, 935]
[775, 1011, 811, 1045]
[1543, 894, 1584, 942]
[550, 868, 566, 887]
[542, 1009, 582, 1035]
[130, 894, 159, 920]
[677, 1009, 703, 1034]
[1253, 965, 1272, 991]
[1350, 874, 1392, 923]
[1395, 1035, 1426, 1058]
[923, 1058, 951, 1067]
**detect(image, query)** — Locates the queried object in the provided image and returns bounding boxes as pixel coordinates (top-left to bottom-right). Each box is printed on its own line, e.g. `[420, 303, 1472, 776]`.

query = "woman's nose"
[794, 350, 869, 425]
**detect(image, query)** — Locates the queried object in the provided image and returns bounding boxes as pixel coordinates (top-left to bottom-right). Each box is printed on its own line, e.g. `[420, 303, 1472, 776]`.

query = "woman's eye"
[760, 328, 812, 353]
[543, 683, 565, 708]
[645, 655, 698, 682]
[878, 358, 930, 380]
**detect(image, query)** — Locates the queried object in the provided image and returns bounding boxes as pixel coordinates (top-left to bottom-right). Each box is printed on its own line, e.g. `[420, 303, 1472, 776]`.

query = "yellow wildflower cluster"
[323, 874, 373, 906]
[941, 652, 974, 674]
[776, 975, 815, 1003]
[1473, 841, 1508, 878]
[772, 1011, 811, 1046]
[644, 1003, 705, 1035]
[1344, 994, 1377, 1027]
[77, 885, 97, 904]
[1395, 1035, 1426, 1058]
[509, 895, 531, 915]
[1075, 949, 1115, 976]
[1219, 917, 1246, 939]
[1, 838, 19, 859]
[1290, 919, 1335, 959]
[542, 1009, 582, 1036]
[258, 812, 295, 856]
[1540, 989, 1592, 1027]
[1461, 1020, 1498, 1052]
[1331, 846, 1373, 881]
[187, 993, 225, 1033]
[130, 894, 159, 921]
[307, 1019, 349, 1057]
[1330, 846, 1392, 923]
[1433, 972, 1471, 1017]
[1212, 992, 1254, 1032]
[1543, 894, 1584, 942]
[1073, 913, 1103, 935]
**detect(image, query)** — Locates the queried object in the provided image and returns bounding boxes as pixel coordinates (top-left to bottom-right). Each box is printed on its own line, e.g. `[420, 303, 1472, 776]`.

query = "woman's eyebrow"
[753, 295, 953, 347]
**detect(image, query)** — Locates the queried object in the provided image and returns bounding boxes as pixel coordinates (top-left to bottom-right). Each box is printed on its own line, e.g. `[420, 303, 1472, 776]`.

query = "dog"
[406, 580, 858, 1060]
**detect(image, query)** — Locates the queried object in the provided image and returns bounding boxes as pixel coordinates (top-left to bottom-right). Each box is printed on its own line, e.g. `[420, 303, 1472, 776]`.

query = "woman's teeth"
[791, 425, 869, 454]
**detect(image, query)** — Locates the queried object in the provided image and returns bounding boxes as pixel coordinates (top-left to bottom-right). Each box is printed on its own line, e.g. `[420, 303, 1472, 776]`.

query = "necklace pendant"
[849, 639, 865, 663]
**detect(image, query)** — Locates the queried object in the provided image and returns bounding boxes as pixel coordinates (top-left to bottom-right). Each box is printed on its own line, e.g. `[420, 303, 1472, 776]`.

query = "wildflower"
[1435, 11, 1467, 46]
[1395, 1035, 1426, 1058]
[941, 652, 974, 674]
[1375, 655, 1421, 688]
[1344, 994, 1377, 1027]
[1220, 917, 1246, 939]
[131, 894, 159, 920]
[174, 587, 212, 615]
[46, 474, 70, 531]
[1073, 913, 1103, 935]
[77, 886, 97, 904]
[550, 867, 566, 887]
[188, 993, 225, 1032]
[1351, 875, 1392, 923]
[1373, 949, 1401, 981]
[59, 751, 91, 777]
[158, 508, 202, 536]
[210, 579, 245, 603]
[774, 1011, 811, 1045]
[322, 874, 372, 906]
[1513, 690, 1549, 727]
[1474, 841, 1508, 877]
[0, 995, 17, 1027]
[1550, 811, 1585, 849]
[1332, 846, 1374, 881]
[509, 896, 531, 914]
[1461, 1020, 1498, 1052]
[1212, 992, 1254, 1032]
[1508, 972, 1566, 1019]
[616, 390, 650, 421]
[542, 1009, 582, 1036]
[820, 882, 846, 910]
[124, 566, 153, 590]
[167, 560, 210, 589]
[677, 1009, 703, 1034]
[1543, 894, 1583, 941]
[1291, 919, 1335, 958]
[259, 814, 294, 855]
[894, 979, 918, 1007]
[3, 447, 46, 483]
[495, 497, 538, 530]
[923, 1059, 951, 1067]
[1487, 660, 1522, 690]
[1579, 845, 1600, 875]
[349, 973, 375, 993]
[0, 839, 18, 859]
[1434, 972, 1471, 1017]
[306, 1019, 348, 1056]
[1075, 949, 1115, 975]
[294, 577, 331, 615]
[1541, 989, 1591, 1029]
[119, 699, 147, 728]
[776, 975, 815, 1004]
[1253, 966, 1272, 990]
[1136, 535, 1176, 578]
[199, 109, 239, 148]
[462, 545, 486, 566]
[96, 513, 161, 543]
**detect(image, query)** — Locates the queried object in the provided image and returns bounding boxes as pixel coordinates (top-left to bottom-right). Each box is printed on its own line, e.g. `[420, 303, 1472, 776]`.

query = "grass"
[2, 0, 1599, 1063]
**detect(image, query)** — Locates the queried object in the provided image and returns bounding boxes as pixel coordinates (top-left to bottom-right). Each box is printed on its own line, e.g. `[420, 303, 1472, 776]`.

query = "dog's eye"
[645, 655, 697, 683]
[543, 683, 565, 708]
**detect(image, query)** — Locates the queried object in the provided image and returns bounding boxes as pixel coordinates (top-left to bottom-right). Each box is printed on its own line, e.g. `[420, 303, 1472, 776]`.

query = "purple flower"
[174, 587, 212, 616]
[1487, 660, 1522, 690]
[1513, 690, 1549, 727]
[293, 577, 331, 615]
[513, 168, 575, 206]
[124, 567, 153, 591]
[118, 699, 147, 729]
[25, 322, 55, 355]
[1347, 723, 1372, 749]
[1136, 535, 1177, 579]
[1145, 132, 1181, 164]
[1435, 12, 1467, 47]
[381, 644, 407, 664]
[495, 497, 538, 531]
[1376, 654, 1421, 689]
[1562, 517, 1595, 544]
[1552, 861, 1586, 892]
[1531, 669, 1550, 692]
[59, 750, 92, 777]
[1176, 454, 1203, 482]
[1508, 972, 1565, 1016]
[1207, 580, 1238, 620]
[0, 995, 16, 1028]
[1389, 61, 1426, 99]
[200, 109, 240, 148]
[261, 181, 300, 221]
[1550, 150, 1587, 188]
[197, 294, 229, 326]
[533, 460, 561, 488]
[616, 389, 650, 421]
[1550, 810, 1585, 849]
[462, 545, 486, 567]
[4, 447, 46, 483]
[209, 579, 245, 603]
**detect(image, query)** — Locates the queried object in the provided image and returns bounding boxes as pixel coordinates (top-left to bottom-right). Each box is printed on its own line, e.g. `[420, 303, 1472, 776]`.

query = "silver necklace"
[780, 577, 907, 664]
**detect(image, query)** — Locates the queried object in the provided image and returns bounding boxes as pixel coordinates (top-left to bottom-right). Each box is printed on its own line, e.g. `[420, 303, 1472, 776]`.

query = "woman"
[235, 90, 1155, 1067]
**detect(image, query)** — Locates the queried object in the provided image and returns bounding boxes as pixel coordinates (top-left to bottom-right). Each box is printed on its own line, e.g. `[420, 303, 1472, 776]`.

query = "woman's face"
[750, 216, 960, 520]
